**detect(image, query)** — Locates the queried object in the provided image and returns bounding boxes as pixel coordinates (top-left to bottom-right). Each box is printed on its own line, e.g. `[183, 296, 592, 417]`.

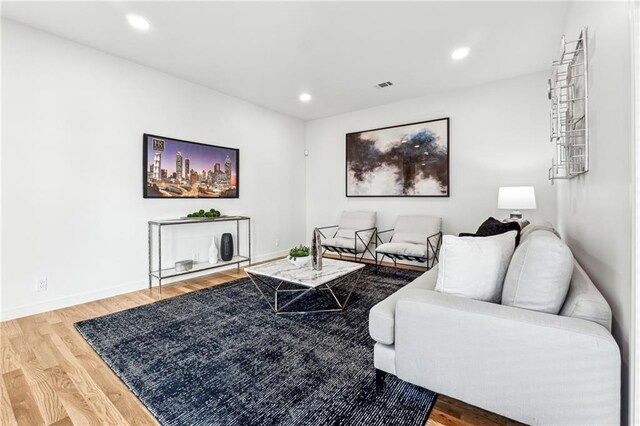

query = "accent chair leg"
[375, 368, 387, 392]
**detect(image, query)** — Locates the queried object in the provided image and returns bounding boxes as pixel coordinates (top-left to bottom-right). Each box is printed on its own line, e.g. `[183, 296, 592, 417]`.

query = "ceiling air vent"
[375, 81, 393, 89]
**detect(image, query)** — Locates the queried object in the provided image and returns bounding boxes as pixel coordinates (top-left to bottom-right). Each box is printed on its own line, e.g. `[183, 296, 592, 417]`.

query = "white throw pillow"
[435, 231, 517, 303]
[502, 234, 573, 314]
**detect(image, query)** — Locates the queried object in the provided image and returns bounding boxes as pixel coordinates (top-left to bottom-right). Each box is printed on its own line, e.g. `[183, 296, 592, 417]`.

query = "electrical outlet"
[37, 277, 48, 292]
[275, 239, 280, 247]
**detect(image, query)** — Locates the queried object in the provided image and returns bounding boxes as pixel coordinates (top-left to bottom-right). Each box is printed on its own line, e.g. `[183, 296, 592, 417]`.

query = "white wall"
[305, 72, 556, 239]
[557, 2, 635, 423]
[634, 3, 640, 425]
[0, 20, 306, 320]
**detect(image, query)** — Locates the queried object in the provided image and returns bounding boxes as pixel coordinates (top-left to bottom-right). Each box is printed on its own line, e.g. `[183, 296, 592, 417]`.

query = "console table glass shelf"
[148, 216, 251, 291]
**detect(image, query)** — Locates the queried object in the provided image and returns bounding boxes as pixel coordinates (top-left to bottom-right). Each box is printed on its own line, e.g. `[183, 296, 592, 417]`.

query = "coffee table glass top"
[244, 258, 365, 288]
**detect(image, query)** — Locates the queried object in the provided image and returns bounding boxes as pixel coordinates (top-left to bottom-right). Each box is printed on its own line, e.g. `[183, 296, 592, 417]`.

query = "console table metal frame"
[148, 216, 251, 292]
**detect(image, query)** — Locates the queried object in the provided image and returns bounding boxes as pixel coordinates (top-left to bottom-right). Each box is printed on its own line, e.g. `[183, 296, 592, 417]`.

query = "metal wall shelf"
[548, 27, 589, 183]
[148, 216, 251, 291]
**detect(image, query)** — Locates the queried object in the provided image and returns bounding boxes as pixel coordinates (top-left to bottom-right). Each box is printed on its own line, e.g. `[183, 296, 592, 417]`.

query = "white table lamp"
[498, 186, 537, 219]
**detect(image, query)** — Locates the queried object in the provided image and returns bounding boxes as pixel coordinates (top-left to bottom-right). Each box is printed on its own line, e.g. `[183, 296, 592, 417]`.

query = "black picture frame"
[345, 117, 450, 198]
[142, 133, 240, 199]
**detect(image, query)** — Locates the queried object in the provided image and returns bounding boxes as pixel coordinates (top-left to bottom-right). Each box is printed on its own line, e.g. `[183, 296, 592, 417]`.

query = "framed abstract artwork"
[143, 133, 239, 198]
[345, 118, 449, 197]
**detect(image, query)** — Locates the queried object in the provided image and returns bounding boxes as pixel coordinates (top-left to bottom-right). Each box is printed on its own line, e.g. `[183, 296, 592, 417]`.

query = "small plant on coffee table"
[289, 245, 310, 260]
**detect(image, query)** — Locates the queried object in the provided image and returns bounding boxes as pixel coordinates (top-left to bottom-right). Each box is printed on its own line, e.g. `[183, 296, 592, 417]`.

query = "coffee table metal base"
[247, 268, 363, 314]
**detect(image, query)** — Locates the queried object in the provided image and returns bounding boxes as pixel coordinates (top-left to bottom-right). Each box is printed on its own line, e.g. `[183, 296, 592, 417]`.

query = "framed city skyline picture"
[345, 118, 449, 197]
[143, 133, 239, 198]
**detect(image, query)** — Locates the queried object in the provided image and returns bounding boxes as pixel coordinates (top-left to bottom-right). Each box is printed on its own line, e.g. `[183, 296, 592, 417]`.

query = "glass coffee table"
[244, 258, 365, 314]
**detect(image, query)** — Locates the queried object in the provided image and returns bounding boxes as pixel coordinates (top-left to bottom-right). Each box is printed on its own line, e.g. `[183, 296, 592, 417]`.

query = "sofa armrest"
[369, 267, 439, 345]
[394, 289, 620, 426]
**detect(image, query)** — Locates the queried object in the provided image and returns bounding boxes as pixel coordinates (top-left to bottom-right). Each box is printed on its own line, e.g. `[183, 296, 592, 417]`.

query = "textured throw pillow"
[459, 217, 522, 245]
[502, 233, 573, 314]
[476, 217, 522, 244]
[435, 231, 517, 303]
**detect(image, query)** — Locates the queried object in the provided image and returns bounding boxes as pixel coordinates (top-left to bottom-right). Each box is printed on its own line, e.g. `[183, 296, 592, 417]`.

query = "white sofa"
[369, 226, 621, 425]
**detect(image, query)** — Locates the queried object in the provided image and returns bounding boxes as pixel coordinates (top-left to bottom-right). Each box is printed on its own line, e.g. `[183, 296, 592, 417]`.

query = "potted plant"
[288, 245, 311, 268]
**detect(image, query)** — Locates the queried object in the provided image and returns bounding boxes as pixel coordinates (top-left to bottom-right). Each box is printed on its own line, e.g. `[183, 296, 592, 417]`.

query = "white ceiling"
[2, 1, 569, 121]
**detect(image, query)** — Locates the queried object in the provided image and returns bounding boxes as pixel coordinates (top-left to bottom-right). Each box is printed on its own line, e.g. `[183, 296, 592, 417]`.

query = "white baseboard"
[0, 250, 289, 322]
[0, 280, 148, 321]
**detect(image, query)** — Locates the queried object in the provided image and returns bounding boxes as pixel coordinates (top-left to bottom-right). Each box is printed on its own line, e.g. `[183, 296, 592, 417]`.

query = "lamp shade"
[497, 186, 537, 210]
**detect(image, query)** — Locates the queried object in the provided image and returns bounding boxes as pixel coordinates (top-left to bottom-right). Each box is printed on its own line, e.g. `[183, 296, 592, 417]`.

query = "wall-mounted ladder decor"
[548, 27, 589, 183]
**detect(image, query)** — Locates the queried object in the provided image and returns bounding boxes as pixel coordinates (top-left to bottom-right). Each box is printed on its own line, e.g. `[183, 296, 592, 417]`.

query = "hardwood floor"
[0, 262, 519, 426]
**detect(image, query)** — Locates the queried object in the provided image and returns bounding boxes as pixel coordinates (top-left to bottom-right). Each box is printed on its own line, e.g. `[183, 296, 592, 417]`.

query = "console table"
[148, 216, 251, 291]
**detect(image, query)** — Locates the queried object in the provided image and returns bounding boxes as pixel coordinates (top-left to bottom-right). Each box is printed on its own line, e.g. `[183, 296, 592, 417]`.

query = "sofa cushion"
[435, 231, 517, 303]
[376, 242, 428, 258]
[461, 217, 522, 245]
[502, 233, 573, 314]
[477, 217, 520, 235]
[560, 262, 612, 331]
[519, 222, 560, 244]
[369, 267, 438, 345]
[391, 215, 440, 246]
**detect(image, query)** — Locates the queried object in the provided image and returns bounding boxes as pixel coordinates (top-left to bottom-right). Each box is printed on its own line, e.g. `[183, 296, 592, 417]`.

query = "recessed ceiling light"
[126, 14, 150, 31]
[451, 46, 470, 60]
[299, 93, 312, 102]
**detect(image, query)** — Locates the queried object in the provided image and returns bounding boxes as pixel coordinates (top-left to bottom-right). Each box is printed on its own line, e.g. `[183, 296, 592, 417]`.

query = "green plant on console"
[289, 245, 310, 260]
[187, 208, 221, 218]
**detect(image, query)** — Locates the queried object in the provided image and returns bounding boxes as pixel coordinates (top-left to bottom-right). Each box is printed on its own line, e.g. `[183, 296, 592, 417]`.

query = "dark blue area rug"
[75, 264, 437, 426]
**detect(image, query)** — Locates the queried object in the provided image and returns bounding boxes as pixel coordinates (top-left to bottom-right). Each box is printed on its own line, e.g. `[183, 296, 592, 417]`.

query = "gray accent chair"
[369, 226, 620, 425]
[318, 211, 377, 262]
[375, 215, 442, 269]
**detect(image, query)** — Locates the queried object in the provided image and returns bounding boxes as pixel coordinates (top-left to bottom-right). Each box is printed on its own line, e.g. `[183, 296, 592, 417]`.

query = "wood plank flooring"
[0, 260, 519, 426]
